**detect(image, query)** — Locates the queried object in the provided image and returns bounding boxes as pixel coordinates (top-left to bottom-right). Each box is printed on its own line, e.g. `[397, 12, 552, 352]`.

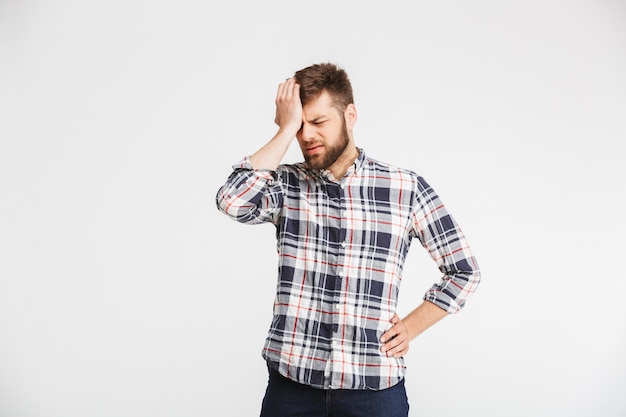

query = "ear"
[344, 103, 357, 129]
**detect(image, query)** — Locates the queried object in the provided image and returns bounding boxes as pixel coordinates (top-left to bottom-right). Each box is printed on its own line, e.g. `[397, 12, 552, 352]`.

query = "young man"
[216, 63, 480, 417]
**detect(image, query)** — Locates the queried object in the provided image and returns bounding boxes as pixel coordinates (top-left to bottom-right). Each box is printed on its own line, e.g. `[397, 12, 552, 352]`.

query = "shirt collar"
[314, 147, 366, 182]
[352, 147, 365, 174]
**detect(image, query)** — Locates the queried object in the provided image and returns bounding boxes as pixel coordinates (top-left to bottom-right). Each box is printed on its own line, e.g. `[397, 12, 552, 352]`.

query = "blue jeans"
[260, 367, 409, 417]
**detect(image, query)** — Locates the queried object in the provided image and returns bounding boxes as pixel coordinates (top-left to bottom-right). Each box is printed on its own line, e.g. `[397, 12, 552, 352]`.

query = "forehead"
[303, 91, 340, 118]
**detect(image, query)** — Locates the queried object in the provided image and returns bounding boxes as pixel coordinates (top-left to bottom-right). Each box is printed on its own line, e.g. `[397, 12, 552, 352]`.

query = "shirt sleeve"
[410, 176, 481, 313]
[215, 156, 283, 225]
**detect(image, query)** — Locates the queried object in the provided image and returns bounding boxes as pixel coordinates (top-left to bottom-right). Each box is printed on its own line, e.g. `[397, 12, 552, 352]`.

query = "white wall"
[1, 1, 625, 416]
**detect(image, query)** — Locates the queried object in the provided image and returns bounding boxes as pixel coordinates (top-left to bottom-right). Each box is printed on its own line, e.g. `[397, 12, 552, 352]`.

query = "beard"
[303, 117, 350, 170]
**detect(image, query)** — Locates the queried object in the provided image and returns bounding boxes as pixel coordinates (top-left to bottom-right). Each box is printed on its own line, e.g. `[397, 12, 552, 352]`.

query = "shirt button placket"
[327, 181, 347, 390]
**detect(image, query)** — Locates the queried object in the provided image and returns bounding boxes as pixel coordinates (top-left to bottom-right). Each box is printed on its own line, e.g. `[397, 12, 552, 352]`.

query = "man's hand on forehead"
[274, 78, 303, 134]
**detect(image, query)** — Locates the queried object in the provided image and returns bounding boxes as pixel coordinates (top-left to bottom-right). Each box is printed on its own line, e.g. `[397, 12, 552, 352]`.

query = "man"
[216, 63, 480, 417]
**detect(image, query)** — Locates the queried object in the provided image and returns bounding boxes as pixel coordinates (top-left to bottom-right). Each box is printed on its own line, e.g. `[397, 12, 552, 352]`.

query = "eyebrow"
[307, 116, 328, 123]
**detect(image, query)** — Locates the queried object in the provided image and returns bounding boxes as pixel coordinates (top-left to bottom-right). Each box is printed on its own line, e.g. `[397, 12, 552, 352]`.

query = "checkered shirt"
[216, 149, 480, 390]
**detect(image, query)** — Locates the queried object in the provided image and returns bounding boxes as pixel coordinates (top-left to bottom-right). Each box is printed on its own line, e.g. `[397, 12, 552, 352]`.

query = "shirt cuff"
[232, 156, 276, 180]
[423, 290, 463, 314]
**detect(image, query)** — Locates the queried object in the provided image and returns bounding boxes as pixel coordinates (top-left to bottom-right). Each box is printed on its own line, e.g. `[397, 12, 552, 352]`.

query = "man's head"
[294, 63, 354, 113]
[293, 63, 358, 176]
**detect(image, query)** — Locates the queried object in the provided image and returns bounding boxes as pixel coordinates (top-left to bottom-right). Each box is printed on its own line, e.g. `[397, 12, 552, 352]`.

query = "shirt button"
[338, 270, 343, 276]
[341, 241, 346, 248]
[335, 303, 340, 311]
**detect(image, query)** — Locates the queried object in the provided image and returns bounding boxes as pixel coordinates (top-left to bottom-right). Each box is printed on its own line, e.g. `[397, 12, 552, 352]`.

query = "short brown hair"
[294, 63, 354, 112]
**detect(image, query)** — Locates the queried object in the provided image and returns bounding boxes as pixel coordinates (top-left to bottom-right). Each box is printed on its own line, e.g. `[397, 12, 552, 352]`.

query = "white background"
[1, 1, 625, 416]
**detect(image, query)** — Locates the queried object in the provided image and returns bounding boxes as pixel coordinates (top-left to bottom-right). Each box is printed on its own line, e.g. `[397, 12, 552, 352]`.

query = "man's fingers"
[275, 79, 297, 104]
[380, 313, 401, 342]
[380, 326, 398, 343]
[389, 341, 409, 358]
[381, 335, 408, 357]
[380, 314, 409, 358]
[279, 79, 298, 102]
[274, 77, 302, 131]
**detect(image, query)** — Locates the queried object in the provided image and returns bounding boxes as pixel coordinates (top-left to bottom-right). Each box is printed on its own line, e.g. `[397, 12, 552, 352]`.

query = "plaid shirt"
[216, 149, 480, 390]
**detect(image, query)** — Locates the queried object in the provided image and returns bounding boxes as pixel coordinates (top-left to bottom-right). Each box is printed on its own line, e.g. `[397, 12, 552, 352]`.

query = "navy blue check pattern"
[216, 150, 480, 390]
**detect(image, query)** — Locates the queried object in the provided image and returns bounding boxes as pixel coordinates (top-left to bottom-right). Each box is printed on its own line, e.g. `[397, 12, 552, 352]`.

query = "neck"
[328, 142, 359, 180]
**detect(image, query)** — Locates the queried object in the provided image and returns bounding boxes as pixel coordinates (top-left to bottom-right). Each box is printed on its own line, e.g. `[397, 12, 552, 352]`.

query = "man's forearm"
[249, 128, 296, 171]
[403, 300, 448, 341]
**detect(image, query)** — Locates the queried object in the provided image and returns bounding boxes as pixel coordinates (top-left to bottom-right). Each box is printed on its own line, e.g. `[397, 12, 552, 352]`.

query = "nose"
[300, 122, 315, 142]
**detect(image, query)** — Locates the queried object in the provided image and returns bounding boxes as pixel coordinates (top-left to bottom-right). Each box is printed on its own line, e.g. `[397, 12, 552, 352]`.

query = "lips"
[306, 144, 323, 155]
